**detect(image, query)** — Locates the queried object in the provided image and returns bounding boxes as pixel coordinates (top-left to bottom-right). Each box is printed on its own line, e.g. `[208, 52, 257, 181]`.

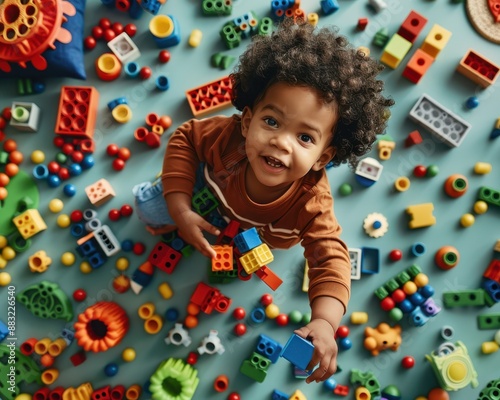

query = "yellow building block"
[406, 203, 436, 229]
[29, 250, 52, 273]
[420, 24, 452, 59]
[13, 209, 47, 239]
[378, 139, 396, 160]
[62, 382, 93, 400]
[289, 389, 307, 400]
[239, 243, 273, 274]
[380, 33, 412, 69]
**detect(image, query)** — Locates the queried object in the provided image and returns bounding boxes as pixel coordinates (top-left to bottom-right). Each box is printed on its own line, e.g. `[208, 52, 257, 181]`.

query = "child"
[133, 20, 394, 383]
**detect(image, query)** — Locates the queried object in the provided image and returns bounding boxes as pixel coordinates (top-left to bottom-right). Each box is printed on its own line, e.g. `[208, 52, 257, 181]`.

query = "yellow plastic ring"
[149, 15, 174, 38]
[112, 104, 133, 123]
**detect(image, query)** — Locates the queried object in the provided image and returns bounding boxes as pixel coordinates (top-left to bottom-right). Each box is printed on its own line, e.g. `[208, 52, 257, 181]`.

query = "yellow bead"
[473, 200, 488, 215]
[481, 341, 499, 354]
[49, 198, 64, 213]
[474, 162, 492, 175]
[15, 394, 33, 400]
[413, 273, 429, 287]
[460, 213, 475, 227]
[0, 256, 7, 269]
[0, 271, 12, 286]
[0, 235, 7, 248]
[115, 257, 129, 271]
[350, 311, 369, 324]
[307, 12, 319, 26]
[188, 29, 203, 47]
[30, 150, 45, 164]
[265, 303, 280, 319]
[158, 282, 173, 299]
[80, 261, 93, 274]
[57, 214, 71, 228]
[403, 281, 418, 295]
[61, 252, 76, 266]
[2, 246, 16, 261]
[122, 347, 136, 362]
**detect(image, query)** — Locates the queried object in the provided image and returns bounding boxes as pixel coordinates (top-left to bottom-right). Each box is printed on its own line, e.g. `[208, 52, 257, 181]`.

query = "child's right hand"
[174, 209, 220, 259]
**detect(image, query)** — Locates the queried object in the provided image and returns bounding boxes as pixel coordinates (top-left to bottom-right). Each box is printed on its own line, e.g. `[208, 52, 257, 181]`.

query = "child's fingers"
[199, 219, 220, 236]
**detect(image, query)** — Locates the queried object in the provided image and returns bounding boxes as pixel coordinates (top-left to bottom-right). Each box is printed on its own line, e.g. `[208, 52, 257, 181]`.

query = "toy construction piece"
[363, 212, 389, 238]
[17, 280, 73, 321]
[466, 0, 500, 44]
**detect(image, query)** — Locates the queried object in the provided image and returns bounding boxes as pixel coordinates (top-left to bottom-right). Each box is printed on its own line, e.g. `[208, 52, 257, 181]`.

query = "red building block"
[148, 242, 182, 274]
[397, 10, 428, 43]
[55, 86, 99, 139]
[484, 259, 500, 283]
[49, 387, 65, 400]
[186, 77, 233, 118]
[405, 130, 423, 147]
[190, 282, 232, 314]
[216, 220, 241, 245]
[235, 247, 252, 281]
[255, 266, 283, 291]
[91, 386, 111, 400]
[402, 48, 434, 83]
[70, 349, 87, 366]
[110, 385, 126, 400]
[333, 384, 350, 396]
[456, 49, 500, 88]
[357, 18, 369, 30]
[34, 387, 51, 400]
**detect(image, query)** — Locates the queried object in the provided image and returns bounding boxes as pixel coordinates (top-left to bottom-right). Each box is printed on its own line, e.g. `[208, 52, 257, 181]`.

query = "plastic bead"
[394, 176, 410, 192]
[158, 50, 171, 63]
[80, 261, 93, 274]
[56, 214, 71, 228]
[413, 165, 427, 177]
[73, 289, 87, 302]
[265, 303, 280, 319]
[260, 293, 273, 306]
[122, 347, 136, 362]
[31, 150, 45, 163]
[460, 213, 475, 227]
[473, 200, 488, 214]
[389, 249, 403, 261]
[233, 323, 247, 336]
[339, 183, 353, 196]
[474, 162, 492, 175]
[426, 164, 439, 177]
[104, 362, 119, 377]
[63, 184, 77, 197]
[0, 272, 12, 286]
[411, 242, 426, 257]
[401, 355, 415, 369]
[116, 257, 129, 271]
[232, 307, 246, 320]
[435, 246, 459, 270]
[275, 313, 289, 326]
[336, 325, 350, 338]
[465, 96, 479, 109]
[49, 198, 64, 213]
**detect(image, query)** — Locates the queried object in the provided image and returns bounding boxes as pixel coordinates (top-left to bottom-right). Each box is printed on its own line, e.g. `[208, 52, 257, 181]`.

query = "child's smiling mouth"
[265, 156, 286, 168]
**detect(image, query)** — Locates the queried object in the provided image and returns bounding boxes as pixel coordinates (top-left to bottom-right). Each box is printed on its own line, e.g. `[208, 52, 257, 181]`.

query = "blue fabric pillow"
[0, 0, 86, 80]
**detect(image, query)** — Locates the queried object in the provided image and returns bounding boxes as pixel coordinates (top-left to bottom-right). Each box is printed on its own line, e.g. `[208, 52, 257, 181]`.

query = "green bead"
[426, 164, 439, 177]
[389, 307, 403, 321]
[55, 152, 67, 164]
[301, 312, 311, 325]
[382, 385, 401, 397]
[339, 183, 353, 196]
[288, 310, 303, 324]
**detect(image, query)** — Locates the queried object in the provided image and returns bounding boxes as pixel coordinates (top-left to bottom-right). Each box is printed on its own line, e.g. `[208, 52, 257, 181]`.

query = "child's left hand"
[294, 318, 338, 383]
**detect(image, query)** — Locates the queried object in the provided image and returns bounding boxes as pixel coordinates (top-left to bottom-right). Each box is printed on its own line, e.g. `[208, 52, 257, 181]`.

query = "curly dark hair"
[230, 20, 395, 168]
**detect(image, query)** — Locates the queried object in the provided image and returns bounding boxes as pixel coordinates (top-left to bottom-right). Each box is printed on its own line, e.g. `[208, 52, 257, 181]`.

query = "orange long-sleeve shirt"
[162, 115, 351, 312]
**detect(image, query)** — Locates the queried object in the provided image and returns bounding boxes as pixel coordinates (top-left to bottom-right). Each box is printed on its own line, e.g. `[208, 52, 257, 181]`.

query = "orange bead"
[159, 115, 172, 129]
[0, 173, 9, 187]
[184, 315, 198, 329]
[427, 387, 450, 400]
[186, 302, 200, 316]
[3, 139, 16, 152]
[0, 187, 7, 200]
[435, 246, 459, 270]
[9, 150, 23, 164]
[4, 163, 19, 177]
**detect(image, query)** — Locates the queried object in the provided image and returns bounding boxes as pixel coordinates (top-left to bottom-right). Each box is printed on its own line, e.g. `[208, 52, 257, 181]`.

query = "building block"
[355, 157, 383, 187]
[483, 259, 500, 283]
[107, 32, 141, 64]
[234, 227, 262, 253]
[456, 49, 499, 88]
[442, 289, 486, 307]
[197, 330, 225, 355]
[302, 260, 310, 292]
[149, 15, 181, 48]
[420, 24, 452, 58]
[202, 0, 233, 16]
[55, 86, 99, 139]
[409, 94, 471, 147]
[402, 48, 434, 83]
[12, 209, 47, 239]
[425, 341, 478, 391]
[373, 27, 389, 47]
[478, 379, 500, 400]
[289, 389, 307, 400]
[280, 334, 314, 371]
[482, 279, 500, 303]
[255, 266, 283, 291]
[350, 369, 381, 398]
[477, 313, 500, 329]
[380, 34, 412, 69]
[349, 248, 361, 280]
[272, 389, 290, 400]
[406, 203, 436, 229]
[357, 18, 368, 30]
[491, 118, 500, 139]
[9, 101, 40, 132]
[28, 250, 52, 273]
[405, 130, 423, 147]
[192, 186, 219, 216]
[256, 334, 283, 364]
[148, 242, 182, 274]
[215, 220, 240, 245]
[239, 243, 274, 274]
[93, 225, 120, 257]
[232, 11, 259, 38]
[189, 282, 232, 314]
[478, 186, 500, 207]
[320, 0, 339, 15]
[397, 10, 428, 43]
[91, 386, 111, 400]
[361, 247, 380, 274]
[377, 136, 396, 160]
[240, 352, 271, 382]
[212, 245, 233, 271]
[17, 281, 73, 321]
[140, 0, 166, 15]
[85, 178, 116, 206]
[220, 23, 241, 49]
[185, 77, 233, 118]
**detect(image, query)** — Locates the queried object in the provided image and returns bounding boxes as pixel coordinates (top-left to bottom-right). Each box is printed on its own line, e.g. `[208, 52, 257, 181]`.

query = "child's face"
[241, 82, 337, 196]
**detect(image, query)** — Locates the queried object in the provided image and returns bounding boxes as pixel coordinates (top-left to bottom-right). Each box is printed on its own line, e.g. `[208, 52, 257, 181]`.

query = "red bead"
[112, 22, 124, 36]
[47, 161, 61, 174]
[0, 131, 5, 142]
[58, 167, 70, 180]
[133, 242, 146, 255]
[53, 136, 65, 148]
[99, 18, 112, 30]
[117, 147, 131, 161]
[103, 28, 116, 43]
[389, 249, 402, 262]
[227, 392, 240, 400]
[139, 66, 152, 80]
[413, 165, 427, 178]
[158, 50, 171, 63]
[232, 307, 246, 320]
[73, 289, 87, 302]
[0, 117, 5, 130]
[62, 143, 74, 155]
[260, 294, 273, 306]
[71, 151, 84, 163]
[84, 36, 97, 50]
[70, 210, 84, 223]
[3, 139, 16, 152]
[106, 143, 119, 156]
[120, 204, 133, 217]
[92, 26, 104, 40]
[108, 209, 121, 221]
[112, 158, 126, 171]
[186, 351, 198, 365]
[124, 23, 137, 38]
[2, 107, 11, 120]
[233, 323, 247, 336]
[391, 289, 406, 303]
[401, 355, 415, 369]
[275, 313, 289, 326]
[380, 296, 395, 311]
[336, 325, 350, 338]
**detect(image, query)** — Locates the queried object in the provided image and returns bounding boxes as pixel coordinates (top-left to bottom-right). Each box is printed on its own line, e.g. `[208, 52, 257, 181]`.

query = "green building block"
[406, 264, 422, 278]
[478, 186, 500, 207]
[374, 286, 389, 300]
[210, 52, 223, 68]
[350, 369, 381, 398]
[149, 358, 199, 400]
[17, 281, 73, 321]
[443, 289, 486, 308]
[207, 264, 238, 284]
[220, 23, 241, 49]
[380, 33, 412, 69]
[373, 27, 389, 47]
[202, 0, 232, 15]
[477, 313, 500, 330]
[396, 271, 411, 285]
[0, 345, 42, 399]
[192, 187, 219, 216]
[258, 17, 273, 36]
[384, 278, 400, 293]
[240, 352, 271, 382]
[478, 378, 500, 400]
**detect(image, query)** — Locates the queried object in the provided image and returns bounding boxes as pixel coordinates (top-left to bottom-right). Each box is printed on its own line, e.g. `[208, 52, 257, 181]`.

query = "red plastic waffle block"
[456, 50, 499, 88]
[186, 77, 232, 118]
[148, 242, 182, 274]
[397, 10, 428, 43]
[55, 86, 99, 139]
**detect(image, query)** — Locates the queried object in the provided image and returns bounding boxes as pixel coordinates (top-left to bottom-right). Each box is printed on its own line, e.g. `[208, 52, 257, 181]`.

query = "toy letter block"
[420, 24, 452, 59]
[85, 178, 116, 206]
[380, 34, 412, 69]
[13, 209, 47, 239]
[406, 203, 436, 229]
[239, 243, 274, 274]
[212, 245, 233, 271]
[280, 334, 314, 371]
[456, 50, 499, 88]
[397, 10, 428, 43]
[402, 48, 434, 83]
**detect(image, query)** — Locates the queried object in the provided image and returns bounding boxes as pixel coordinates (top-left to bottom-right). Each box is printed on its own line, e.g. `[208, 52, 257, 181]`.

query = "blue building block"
[234, 227, 262, 253]
[361, 247, 380, 274]
[321, 0, 339, 15]
[280, 333, 314, 371]
[61, 328, 75, 346]
[128, 0, 144, 18]
[76, 238, 98, 257]
[409, 306, 429, 327]
[0, 320, 9, 342]
[140, 0, 163, 14]
[256, 334, 283, 364]
[151, 15, 181, 48]
[272, 389, 290, 400]
[88, 251, 106, 269]
[482, 279, 500, 303]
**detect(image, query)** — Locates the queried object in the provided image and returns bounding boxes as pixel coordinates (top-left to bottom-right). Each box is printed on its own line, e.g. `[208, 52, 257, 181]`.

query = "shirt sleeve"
[300, 193, 351, 314]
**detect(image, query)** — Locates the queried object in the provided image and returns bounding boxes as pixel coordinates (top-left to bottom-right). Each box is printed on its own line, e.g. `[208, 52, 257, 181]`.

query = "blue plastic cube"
[234, 227, 262, 253]
[280, 333, 314, 371]
[256, 334, 283, 363]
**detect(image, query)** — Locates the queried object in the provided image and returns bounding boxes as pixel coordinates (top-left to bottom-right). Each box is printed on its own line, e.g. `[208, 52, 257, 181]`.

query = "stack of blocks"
[240, 333, 283, 382]
[374, 264, 441, 326]
[234, 227, 274, 275]
[76, 224, 120, 269]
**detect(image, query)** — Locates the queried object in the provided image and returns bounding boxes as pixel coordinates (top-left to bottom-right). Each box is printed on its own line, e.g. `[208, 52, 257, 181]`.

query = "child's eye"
[264, 117, 278, 128]
[299, 134, 314, 143]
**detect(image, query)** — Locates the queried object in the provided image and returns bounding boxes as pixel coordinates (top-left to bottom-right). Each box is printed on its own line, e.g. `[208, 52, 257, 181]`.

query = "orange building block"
[402, 48, 434, 83]
[405, 203, 436, 229]
[397, 10, 428, 43]
[55, 86, 99, 139]
[85, 178, 116, 206]
[212, 245, 234, 271]
[456, 49, 500, 88]
[13, 209, 47, 239]
[186, 77, 233, 118]
[255, 265, 283, 291]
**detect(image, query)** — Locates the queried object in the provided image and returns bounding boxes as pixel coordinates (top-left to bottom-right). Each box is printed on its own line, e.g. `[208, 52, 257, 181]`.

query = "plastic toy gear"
[363, 212, 389, 238]
[0, 0, 76, 73]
